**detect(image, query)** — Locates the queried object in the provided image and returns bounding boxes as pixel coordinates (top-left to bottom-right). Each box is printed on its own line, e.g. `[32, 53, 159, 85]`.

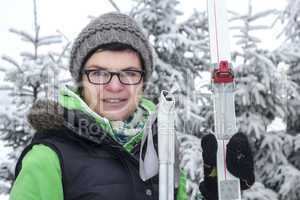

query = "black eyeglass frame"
[83, 69, 145, 85]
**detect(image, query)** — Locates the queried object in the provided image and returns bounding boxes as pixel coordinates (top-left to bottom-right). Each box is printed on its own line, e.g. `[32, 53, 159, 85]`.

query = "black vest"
[15, 128, 160, 200]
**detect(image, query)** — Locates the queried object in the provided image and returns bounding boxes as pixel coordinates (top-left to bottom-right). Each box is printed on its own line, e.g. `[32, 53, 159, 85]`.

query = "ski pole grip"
[158, 90, 175, 164]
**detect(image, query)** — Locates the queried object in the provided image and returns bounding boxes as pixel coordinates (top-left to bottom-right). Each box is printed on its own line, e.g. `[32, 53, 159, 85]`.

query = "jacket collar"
[27, 85, 156, 149]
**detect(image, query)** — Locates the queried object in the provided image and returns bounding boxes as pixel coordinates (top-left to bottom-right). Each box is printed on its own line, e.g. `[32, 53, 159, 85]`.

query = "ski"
[207, 0, 242, 200]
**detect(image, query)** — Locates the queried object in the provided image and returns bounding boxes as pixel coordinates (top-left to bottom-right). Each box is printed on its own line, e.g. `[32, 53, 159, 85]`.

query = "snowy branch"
[1, 55, 23, 73]
[9, 28, 35, 43]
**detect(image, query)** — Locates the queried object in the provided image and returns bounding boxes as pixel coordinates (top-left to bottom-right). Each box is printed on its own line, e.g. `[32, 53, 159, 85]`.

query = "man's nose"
[105, 74, 124, 92]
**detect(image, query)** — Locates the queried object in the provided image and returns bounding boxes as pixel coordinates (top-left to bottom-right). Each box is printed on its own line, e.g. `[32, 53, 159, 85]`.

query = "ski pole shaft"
[158, 90, 175, 200]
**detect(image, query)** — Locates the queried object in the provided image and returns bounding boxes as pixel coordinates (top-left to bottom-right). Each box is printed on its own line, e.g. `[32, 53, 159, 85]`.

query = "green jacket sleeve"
[176, 170, 204, 200]
[9, 144, 63, 200]
[176, 170, 189, 200]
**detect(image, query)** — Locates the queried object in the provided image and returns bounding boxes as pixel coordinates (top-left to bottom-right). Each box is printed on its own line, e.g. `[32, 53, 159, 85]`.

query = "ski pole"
[158, 90, 176, 200]
[207, 0, 242, 199]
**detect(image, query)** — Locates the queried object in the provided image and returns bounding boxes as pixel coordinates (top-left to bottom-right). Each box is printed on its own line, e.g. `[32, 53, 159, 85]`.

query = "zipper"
[112, 149, 136, 200]
[107, 137, 140, 166]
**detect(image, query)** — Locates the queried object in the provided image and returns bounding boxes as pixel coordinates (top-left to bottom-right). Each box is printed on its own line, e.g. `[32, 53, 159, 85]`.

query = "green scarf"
[111, 105, 149, 145]
[58, 85, 155, 152]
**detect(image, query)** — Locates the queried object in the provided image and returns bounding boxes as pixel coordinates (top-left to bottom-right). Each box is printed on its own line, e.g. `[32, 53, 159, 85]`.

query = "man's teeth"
[104, 99, 124, 103]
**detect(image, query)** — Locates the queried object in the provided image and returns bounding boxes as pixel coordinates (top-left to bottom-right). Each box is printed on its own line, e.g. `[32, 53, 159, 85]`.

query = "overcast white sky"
[0, 0, 288, 108]
[0, 0, 287, 67]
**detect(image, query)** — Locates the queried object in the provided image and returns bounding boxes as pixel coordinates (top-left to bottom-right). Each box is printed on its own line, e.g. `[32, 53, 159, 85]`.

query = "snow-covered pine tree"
[177, 133, 203, 200]
[230, 8, 284, 138]
[0, 0, 70, 193]
[276, 0, 300, 135]
[130, 0, 211, 198]
[274, 0, 300, 176]
[229, 0, 300, 199]
[131, 0, 211, 137]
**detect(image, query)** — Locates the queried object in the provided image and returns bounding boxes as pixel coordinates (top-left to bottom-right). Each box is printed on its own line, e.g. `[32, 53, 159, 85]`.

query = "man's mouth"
[103, 98, 127, 103]
[101, 98, 129, 111]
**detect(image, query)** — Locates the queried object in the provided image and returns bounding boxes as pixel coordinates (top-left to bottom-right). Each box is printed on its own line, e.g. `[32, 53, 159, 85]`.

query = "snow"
[0, 194, 8, 200]
[1, 0, 300, 199]
[0, 142, 11, 163]
[0, 141, 11, 199]
[267, 117, 286, 132]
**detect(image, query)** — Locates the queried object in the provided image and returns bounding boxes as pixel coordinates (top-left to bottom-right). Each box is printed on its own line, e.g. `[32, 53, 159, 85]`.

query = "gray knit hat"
[69, 12, 153, 84]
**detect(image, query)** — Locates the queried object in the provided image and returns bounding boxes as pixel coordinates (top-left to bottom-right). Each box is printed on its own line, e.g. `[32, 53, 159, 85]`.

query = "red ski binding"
[212, 60, 234, 83]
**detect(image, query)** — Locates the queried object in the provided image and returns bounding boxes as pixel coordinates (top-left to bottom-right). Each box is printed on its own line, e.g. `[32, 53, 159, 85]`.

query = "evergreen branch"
[20, 36, 35, 43]
[38, 35, 62, 46]
[129, 0, 143, 17]
[32, 0, 40, 60]
[59, 65, 69, 71]
[9, 28, 35, 43]
[231, 25, 271, 30]
[58, 42, 71, 62]
[229, 14, 249, 21]
[247, 35, 261, 43]
[56, 30, 71, 43]
[248, 50, 276, 69]
[39, 35, 61, 41]
[40, 63, 55, 76]
[0, 85, 13, 91]
[8, 92, 34, 97]
[228, 10, 240, 17]
[19, 52, 36, 59]
[248, 9, 277, 22]
[232, 34, 247, 38]
[33, 0, 39, 35]
[19, 87, 34, 94]
[248, 25, 272, 30]
[37, 39, 62, 46]
[48, 41, 70, 68]
[48, 53, 56, 63]
[0, 68, 5, 72]
[1, 55, 23, 73]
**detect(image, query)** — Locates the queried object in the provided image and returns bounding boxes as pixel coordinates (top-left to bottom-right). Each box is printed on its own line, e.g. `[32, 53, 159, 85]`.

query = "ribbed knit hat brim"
[69, 12, 153, 83]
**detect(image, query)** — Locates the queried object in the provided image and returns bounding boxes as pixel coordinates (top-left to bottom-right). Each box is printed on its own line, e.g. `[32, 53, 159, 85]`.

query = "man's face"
[82, 50, 144, 121]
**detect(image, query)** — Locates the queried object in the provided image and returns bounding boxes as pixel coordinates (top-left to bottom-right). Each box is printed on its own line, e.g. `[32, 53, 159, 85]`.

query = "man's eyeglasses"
[83, 69, 145, 85]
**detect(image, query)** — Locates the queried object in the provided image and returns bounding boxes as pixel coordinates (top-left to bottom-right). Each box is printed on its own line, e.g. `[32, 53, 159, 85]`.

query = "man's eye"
[91, 70, 108, 76]
[122, 71, 139, 77]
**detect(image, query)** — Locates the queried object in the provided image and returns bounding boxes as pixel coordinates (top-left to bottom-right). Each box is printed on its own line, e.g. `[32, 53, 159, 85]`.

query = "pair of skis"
[157, 0, 241, 199]
[207, 0, 241, 199]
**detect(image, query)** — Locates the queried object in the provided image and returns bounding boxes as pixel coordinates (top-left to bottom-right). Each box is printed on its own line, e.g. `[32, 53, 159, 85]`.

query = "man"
[10, 12, 254, 200]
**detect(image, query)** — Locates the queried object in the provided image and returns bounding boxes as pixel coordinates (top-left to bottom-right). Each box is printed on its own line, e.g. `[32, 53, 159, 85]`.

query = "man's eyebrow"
[85, 65, 142, 71]
[84, 65, 106, 70]
[122, 66, 142, 70]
